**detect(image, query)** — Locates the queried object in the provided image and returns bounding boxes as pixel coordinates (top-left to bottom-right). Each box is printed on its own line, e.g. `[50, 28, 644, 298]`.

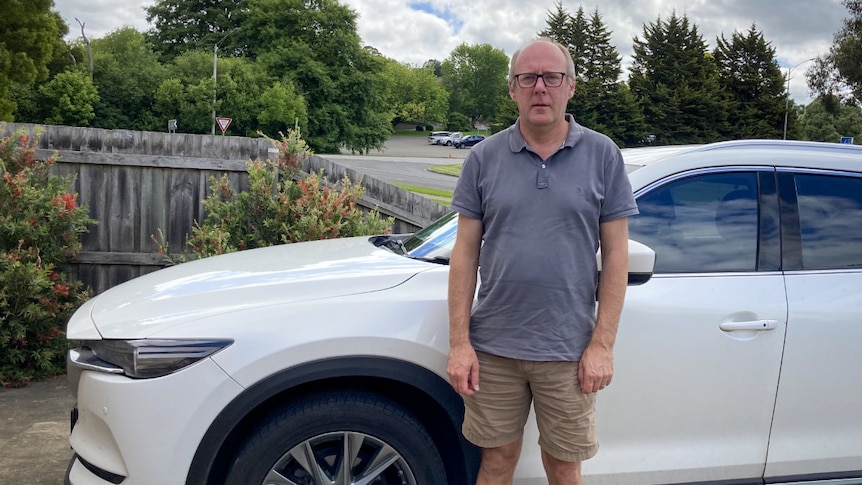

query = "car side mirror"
[596, 239, 656, 286]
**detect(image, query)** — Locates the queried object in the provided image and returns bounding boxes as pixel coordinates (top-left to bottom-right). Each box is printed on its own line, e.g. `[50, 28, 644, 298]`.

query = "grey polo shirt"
[451, 115, 638, 362]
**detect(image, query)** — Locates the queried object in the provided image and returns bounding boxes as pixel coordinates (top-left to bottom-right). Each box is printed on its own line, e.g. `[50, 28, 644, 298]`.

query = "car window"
[629, 171, 759, 273]
[794, 173, 862, 270]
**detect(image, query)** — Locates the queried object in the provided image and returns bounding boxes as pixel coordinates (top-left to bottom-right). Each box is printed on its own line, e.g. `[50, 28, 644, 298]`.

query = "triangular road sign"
[216, 117, 232, 134]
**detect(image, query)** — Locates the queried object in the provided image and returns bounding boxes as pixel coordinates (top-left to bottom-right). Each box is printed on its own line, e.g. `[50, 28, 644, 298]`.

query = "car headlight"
[69, 339, 233, 379]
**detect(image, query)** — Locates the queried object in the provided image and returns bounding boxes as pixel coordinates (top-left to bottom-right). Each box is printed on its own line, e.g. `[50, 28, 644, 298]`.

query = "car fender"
[187, 356, 479, 485]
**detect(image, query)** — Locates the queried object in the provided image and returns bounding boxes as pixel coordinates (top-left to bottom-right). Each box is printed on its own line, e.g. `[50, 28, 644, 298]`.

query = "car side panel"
[765, 271, 862, 477]
[560, 273, 787, 484]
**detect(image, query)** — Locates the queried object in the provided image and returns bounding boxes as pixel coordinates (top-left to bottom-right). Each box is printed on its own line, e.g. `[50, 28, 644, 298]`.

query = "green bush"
[157, 127, 393, 260]
[447, 112, 472, 132]
[0, 127, 95, 387]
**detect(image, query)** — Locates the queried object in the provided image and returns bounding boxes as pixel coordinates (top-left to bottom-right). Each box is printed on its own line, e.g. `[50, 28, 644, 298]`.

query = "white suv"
[437, 132, 462, 146]
[427, 131, 450, 144]
[66, 140, 862, 485]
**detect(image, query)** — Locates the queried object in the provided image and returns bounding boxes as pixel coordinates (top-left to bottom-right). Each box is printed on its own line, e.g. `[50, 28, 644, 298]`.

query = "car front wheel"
[446, 140, 453, 146]
[225, 390, 447, 485]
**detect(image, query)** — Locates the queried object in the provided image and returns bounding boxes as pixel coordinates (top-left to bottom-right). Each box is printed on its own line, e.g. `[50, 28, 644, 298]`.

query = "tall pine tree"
[714, 24, 786, 139]
[539, 4, 645, 146]
[629, 12, 727, 144]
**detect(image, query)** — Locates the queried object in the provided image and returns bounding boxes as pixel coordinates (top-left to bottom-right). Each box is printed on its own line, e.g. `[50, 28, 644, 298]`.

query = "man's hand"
[447, 343, 480, 395]
[578, 343, 614, 394]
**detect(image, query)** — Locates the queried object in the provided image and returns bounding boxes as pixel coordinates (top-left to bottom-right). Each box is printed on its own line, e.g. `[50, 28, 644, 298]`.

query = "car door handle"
[719, 320, 778, 332]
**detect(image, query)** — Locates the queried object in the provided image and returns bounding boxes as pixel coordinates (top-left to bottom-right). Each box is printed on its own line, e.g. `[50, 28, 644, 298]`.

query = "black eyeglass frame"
[511, 72, 568, 88]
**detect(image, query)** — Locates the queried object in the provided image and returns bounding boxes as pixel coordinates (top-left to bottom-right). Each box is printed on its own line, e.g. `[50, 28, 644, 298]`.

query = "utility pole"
[783, 58, 815, 140]
[212, 31, 234, 136]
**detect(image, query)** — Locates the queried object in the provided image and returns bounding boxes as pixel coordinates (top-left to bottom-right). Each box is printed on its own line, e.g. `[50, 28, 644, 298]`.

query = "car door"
[765, 169, 862, 480]
[569, 168, 787, 484]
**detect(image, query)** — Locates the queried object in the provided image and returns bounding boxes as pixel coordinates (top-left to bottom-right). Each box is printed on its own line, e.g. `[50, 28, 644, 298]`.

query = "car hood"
[74, 237, 431, 339]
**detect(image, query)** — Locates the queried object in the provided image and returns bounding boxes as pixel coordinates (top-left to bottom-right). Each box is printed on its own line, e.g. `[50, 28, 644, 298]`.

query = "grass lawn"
[427, 164, 463, 177]
[394, 184, 453, 206]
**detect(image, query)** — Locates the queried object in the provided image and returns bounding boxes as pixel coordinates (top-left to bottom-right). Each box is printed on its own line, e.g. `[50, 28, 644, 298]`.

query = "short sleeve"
[600, 147, 638, 222]
[451, 152, 483, 220]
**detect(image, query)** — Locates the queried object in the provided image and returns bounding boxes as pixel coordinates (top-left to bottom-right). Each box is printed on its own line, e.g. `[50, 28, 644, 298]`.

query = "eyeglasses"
[512, 72, 567, 88]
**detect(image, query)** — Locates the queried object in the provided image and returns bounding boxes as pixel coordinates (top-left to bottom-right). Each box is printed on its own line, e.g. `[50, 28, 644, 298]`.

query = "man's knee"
[541, 449, 583, 485]
[480, 440, 522, 479]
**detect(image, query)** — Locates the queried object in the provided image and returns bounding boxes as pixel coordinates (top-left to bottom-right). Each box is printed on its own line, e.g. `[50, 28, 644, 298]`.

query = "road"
[322, 134, 471, 192]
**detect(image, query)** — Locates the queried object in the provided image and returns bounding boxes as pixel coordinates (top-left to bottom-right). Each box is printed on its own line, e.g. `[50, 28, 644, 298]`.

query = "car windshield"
[401, 211, 458, 263]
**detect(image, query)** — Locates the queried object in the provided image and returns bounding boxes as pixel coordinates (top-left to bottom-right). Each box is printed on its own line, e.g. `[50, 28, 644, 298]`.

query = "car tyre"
[225, 390, 447, 485]
[446, 140, 453, 146]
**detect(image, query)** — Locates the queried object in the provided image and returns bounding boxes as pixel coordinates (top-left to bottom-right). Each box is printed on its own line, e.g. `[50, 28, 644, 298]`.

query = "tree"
[381, 59, 448, 126]
[713, 24, 786, 139]
[39, 70, 100, 126]
[422, 59, 443, 78]
[151, 51, 216, 134]
[539, 2, 587, 75]
[808, 0, 862, 105]
[209, 55, 280, 137]
[90, 28, 168, 131]
[0, 0, 65, 120]
[145, 0, 247, 61]
[539, 5, 645, 146]
[243, 0, 391, 153]
[257, 81, 308, 138]
[800, 98, 862, 142]
[629, 13, 727, 144]
[441, 43, 509, 127]
[12, 30, 87, 124]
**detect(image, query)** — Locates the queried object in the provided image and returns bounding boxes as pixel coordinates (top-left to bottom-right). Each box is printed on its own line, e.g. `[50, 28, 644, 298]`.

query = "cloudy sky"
[53, 0, 849, 103]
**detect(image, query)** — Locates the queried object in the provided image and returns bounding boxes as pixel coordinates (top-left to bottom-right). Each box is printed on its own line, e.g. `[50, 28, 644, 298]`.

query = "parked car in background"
[427, 131, 450, 144]
[65, 140, 862, 485]
[454, 134, 486, 148]
[437, 131, 462, 146]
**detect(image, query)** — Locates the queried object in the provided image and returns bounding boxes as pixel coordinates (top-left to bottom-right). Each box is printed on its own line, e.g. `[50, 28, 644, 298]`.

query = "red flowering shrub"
[0, 127, 95, 387]
[156, 127, 392, 260]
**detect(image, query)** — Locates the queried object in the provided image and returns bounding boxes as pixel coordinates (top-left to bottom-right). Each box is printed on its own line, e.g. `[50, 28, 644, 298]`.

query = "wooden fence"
[1, 123, 451, 294]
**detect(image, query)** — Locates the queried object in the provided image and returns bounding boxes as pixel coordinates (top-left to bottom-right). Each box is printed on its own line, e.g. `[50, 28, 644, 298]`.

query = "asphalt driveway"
[0, 375, 74, 484]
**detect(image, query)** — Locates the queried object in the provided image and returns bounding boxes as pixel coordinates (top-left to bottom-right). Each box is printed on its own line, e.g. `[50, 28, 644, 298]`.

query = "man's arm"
[447, 214, 483, 395]
[579, 216, 629, 394]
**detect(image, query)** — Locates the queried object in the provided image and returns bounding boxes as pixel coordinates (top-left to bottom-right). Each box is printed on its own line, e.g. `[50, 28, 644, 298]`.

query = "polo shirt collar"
[508, 114, 585, 153]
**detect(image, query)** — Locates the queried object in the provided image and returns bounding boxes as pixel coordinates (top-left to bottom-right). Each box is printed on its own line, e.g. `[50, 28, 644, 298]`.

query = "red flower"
[52, 193, 77, 212]
[53, 283, 70, 297]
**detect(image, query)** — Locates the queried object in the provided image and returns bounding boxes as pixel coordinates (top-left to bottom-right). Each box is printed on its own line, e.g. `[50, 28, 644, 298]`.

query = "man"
[447, 37, 638, 485]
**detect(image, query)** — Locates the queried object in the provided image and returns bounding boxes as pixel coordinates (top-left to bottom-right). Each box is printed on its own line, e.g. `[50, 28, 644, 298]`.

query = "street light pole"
[211, 31, 234, 136]
[783, 58, 815, 140]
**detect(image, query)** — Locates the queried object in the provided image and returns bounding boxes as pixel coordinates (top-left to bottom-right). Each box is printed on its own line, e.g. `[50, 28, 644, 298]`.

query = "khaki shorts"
[462, 351, 598, 462]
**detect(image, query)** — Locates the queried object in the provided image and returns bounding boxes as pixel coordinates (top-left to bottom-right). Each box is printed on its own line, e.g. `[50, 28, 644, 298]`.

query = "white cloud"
[53, 0, 847, 102]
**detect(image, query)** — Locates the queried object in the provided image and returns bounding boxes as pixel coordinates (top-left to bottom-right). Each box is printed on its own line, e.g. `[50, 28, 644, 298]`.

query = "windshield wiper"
[370, 235, 409, 255]
[411, 256, 450, 265]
